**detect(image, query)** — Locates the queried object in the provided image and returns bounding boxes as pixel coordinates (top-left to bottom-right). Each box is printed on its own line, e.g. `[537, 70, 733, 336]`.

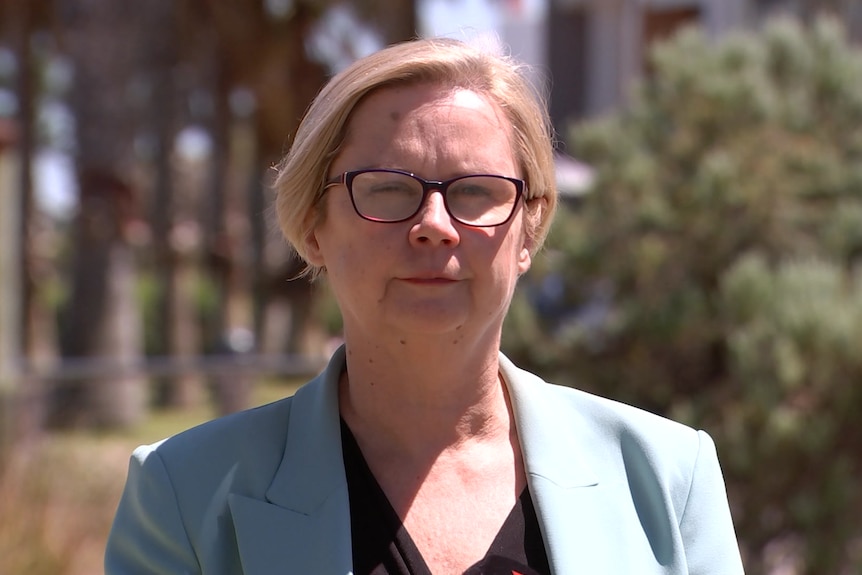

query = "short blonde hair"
[273, 37, 557, 276]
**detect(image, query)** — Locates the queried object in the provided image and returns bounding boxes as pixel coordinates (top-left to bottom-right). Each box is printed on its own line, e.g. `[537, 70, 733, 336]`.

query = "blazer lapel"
[500, 354, 620, 574]
[229, 348, 642, 574]
[231, 347, 354, 575]
[229, 491, 351, 574]
[503, 355, 700, 574]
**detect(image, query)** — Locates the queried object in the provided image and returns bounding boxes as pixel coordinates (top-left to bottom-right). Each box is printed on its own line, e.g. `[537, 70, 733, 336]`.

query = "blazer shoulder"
[503, 358, 707, 478]
[134, 394, 297, 499]
[503, 362, 743, 573]
[550, 381, 699, 445]
[551, 381, 710, 483]
[508, 360, 700, 442]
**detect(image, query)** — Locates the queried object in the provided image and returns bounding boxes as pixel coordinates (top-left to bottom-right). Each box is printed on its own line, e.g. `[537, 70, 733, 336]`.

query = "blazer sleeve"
[680, 431, 745, 574]
[105, 445, 201, 575]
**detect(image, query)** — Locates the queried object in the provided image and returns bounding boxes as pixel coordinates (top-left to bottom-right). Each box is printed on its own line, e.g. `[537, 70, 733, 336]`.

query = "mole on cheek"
[389, 111, 401, 122]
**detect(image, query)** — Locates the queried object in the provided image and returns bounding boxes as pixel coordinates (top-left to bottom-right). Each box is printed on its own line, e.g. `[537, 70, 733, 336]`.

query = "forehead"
[338, 82, 517, 173]
[353, 81, 509, 128]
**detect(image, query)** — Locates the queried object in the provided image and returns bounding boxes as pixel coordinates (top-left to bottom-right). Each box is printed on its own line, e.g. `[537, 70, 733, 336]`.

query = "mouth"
[398, 274, 460, 285]
[400, 277, 458, 284]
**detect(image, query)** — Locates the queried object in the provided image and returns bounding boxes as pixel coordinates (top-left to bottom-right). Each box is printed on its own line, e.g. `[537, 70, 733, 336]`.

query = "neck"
[338, 329, 511, 460]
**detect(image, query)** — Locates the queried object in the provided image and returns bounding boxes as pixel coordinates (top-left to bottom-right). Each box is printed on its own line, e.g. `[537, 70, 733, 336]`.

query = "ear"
[303, 227, 326, 267]
[517, 243, 532, 275]
[517, 207, 535, 275]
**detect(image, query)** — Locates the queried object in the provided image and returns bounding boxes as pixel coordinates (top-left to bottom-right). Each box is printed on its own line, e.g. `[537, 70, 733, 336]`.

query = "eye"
[366, 179, 416, 195]
[452, 183, 492, 197]
[354, 172, 421, 197]
[449, 177, 510, 204]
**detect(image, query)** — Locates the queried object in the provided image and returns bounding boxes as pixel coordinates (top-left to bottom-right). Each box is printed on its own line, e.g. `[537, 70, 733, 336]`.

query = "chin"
[386, 303, 471, 335]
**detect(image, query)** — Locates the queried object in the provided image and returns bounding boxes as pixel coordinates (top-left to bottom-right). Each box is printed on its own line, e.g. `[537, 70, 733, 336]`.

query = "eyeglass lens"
[349, 171, 519, 226]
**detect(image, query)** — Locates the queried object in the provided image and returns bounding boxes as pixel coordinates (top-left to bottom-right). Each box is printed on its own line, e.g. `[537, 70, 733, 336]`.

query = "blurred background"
[1, 0, 861, 573]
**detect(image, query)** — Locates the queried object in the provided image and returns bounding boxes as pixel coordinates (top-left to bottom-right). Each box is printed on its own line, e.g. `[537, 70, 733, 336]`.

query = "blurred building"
[500, 0, 862, 135]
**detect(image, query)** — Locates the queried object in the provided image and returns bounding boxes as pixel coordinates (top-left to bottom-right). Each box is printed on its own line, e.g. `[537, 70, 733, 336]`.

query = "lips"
[396, 269, 464, 284]
[396, 261, 465, 283]
[399, 276, 459, 284]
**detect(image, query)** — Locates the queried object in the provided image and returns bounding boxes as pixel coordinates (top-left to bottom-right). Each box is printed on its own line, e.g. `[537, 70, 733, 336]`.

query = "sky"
[420, 0, 546, 42]
[420, 0, 502, 38]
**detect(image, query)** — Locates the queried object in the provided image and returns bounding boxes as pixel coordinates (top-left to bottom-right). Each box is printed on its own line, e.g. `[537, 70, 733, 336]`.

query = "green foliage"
[510, 17, 862, 573]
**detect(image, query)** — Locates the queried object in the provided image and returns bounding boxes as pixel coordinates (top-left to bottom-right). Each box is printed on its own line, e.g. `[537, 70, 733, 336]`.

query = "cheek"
[477, 231, 528, 287]
[321, 227, 391, 288]
[501, 218, 530, 266]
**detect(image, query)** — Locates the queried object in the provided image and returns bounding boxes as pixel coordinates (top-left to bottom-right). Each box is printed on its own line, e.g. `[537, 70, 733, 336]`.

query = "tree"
[189, 0, 416, 359]
[4, 0, 419, 425]
[508, 17, 862, 573]
[53, 0, 148, 427]
[0, 0, 58, 446]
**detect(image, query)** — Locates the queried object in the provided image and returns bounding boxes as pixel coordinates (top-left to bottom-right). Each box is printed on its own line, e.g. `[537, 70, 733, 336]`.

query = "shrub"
[508, 17, 862, 574]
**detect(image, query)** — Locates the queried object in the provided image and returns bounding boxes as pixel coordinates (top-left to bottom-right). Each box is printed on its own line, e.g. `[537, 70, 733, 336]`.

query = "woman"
[106, 38, 744, 574]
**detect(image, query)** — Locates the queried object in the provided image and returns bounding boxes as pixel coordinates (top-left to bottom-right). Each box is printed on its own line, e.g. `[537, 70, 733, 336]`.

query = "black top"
[341, 419, 551, 575]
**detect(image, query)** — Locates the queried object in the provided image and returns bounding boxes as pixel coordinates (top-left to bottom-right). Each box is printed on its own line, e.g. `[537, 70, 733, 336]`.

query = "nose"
[408, 189, 460, 246]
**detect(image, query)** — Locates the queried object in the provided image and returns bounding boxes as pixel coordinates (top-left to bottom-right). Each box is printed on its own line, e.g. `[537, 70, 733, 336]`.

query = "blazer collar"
[263, 346, 600, 504]
[230, 346, 353, 575]
[265, 344, 347, 512]
[263, 346, 601, 505]
[499, 354, 607, 575]
[231, 347, 604, 575]
[499, 353, 599, 489]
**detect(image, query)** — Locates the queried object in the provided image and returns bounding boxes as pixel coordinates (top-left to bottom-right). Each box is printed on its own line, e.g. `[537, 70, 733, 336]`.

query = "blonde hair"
[273, 37, 557, 276]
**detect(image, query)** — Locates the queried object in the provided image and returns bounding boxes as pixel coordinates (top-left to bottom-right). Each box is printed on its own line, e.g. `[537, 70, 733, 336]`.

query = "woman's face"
[304, 83, 532, 345]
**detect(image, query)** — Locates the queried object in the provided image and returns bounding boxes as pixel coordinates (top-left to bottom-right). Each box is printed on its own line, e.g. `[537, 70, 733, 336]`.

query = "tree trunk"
[256, 1, 418, 357]
[54, 0, 146, 428]
[145, 0, 205, 408]
[0, 119, 23, 465]
[1, 0, 51, 453]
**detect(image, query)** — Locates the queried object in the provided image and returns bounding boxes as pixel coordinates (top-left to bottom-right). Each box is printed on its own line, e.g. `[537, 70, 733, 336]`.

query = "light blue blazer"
[105, 346, 744, 574]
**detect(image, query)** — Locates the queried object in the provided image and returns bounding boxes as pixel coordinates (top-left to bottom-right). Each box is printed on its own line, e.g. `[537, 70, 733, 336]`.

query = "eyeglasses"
[323, 169, 525, 227]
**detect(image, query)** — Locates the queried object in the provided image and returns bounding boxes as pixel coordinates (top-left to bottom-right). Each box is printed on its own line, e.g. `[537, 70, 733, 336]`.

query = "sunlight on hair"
[451, 29, 507, 57]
